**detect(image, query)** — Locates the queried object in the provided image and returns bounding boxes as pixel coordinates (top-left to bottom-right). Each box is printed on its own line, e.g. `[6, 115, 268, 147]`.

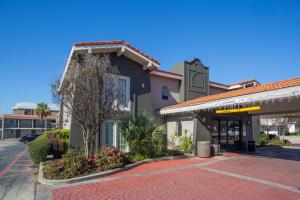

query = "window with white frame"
[119, 76, 130, 109]
[103, 121, 126, 151]
[104, 75, 130, 110]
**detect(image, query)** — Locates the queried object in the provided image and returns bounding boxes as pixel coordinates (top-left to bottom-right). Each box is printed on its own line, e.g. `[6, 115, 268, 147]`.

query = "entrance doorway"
[212, 119, 242, 151]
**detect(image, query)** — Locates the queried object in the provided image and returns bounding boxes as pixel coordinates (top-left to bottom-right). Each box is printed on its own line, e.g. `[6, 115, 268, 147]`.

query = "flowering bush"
[43, 150, 94, 179]
[95, 147, 126, 170]
[43, 147, 126, 179]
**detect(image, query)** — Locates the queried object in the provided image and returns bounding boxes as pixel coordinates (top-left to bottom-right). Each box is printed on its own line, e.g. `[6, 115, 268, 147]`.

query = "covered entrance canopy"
[160, 77, 300, 153]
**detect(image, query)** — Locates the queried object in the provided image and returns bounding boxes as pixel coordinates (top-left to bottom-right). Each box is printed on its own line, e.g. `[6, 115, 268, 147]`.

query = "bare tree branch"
[53, 53, 122, 156]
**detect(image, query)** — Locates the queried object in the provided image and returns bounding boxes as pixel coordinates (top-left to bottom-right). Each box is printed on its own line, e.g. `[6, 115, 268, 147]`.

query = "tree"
[261, 116, 297, 136]
[36, 103, 50, 131]
[119, 113, 166, 157]
[54, 53, 122, 157]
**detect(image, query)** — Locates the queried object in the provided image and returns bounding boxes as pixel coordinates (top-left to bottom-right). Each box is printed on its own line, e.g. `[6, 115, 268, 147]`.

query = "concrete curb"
[38, 155, 190, 186]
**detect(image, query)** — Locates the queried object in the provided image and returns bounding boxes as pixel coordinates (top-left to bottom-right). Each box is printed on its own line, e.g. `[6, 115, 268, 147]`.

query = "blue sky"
[0, 0, 299, 114]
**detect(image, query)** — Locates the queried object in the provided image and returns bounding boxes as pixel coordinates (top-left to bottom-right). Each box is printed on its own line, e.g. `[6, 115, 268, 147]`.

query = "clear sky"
[0, 0, 299, 114]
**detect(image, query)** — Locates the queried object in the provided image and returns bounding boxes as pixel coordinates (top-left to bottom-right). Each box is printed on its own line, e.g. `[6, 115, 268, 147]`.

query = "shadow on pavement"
[248, 146, 300, 162]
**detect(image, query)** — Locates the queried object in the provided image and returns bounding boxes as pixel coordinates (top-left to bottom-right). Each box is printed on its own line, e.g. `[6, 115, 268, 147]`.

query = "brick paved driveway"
[52, 147, 300, 200]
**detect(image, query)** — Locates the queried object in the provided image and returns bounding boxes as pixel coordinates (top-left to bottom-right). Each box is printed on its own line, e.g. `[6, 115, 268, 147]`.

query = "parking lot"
[0, 139, 35, 200]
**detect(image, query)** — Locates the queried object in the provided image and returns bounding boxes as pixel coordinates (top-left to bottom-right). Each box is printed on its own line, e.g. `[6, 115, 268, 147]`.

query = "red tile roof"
[74, 40, 160, 65]
[151, 69, 183, 77]
[230, 79, 260, 86]
[150, 69, 183, 80]
[162, 77, 300, 111]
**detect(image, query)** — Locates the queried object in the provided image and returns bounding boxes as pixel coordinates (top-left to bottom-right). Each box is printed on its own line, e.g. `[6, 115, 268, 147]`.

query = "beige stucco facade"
[150, 74, 180, 115]
[166, 116, 194, 149]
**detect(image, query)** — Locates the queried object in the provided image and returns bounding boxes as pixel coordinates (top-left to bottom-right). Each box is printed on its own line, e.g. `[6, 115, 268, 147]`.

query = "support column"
[45, 119, 47, 131]
[192, 114, 211, 156]
[252, 115, 261, 145]
[1, 116, 4, 140]
[245, 116, 253, 152]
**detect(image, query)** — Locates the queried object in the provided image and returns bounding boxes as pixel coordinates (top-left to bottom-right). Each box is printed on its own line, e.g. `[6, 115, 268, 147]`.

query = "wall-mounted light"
[141, 83, 145, 88]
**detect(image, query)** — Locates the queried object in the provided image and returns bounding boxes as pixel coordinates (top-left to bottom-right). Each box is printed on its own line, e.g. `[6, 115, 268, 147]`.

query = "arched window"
[162, 86, 169, 100]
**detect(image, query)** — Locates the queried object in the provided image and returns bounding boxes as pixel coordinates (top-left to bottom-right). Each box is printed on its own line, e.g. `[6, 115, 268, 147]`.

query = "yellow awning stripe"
[216, 106, 261, 114]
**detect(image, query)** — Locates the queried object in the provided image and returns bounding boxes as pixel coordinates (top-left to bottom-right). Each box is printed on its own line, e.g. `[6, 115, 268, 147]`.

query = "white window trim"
[118, 75, 131, 111]
[102, 120, 128, 152]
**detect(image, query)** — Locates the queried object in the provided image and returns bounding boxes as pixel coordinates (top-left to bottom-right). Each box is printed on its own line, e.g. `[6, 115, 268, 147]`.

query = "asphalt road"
[0, 139, 35, 200]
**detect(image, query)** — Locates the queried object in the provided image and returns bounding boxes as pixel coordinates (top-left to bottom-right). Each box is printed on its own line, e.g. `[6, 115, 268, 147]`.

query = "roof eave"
[160, 85, 300, 116]
[59, 44, 160, 91]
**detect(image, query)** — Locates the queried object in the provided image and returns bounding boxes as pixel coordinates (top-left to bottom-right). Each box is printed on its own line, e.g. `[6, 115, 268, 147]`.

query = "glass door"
[227, 120, 242, 150]
[219, 120, 227, 149]
[215, 119, 242, 151]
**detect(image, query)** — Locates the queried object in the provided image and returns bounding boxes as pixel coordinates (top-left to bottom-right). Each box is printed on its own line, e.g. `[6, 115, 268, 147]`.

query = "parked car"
[20, 133, 42, 142]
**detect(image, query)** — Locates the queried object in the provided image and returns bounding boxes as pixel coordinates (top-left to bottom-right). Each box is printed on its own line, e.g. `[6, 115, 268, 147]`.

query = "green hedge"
[28, 129, 70, 164]
[260, 133, 270, 146]
[28, 138, 51, 164]
[43, 129, 70, 143]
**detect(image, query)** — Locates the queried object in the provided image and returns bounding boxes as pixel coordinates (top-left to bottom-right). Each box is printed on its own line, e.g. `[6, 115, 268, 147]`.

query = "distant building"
[0, 102, 59, 139]
[260, 115, 300, 135]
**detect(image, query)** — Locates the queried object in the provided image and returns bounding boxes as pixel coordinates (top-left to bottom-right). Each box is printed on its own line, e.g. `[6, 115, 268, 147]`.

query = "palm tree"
[36, 103, 50, 131]
[119, 112, 166, 157]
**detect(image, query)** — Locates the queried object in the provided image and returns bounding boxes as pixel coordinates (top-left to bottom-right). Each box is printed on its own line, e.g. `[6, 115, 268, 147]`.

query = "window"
[119, 78, 127, 106]
[104, 122, 114, 147]
[117, 128, 126, 151]
[119, 76, 130, 109]
[103, 121, 126, 151]
[33, 120, 37, 128]
[176, 121, 182, 136]
[104, 75, 130, 110]
[162, 86, 169, 100]
[24, 109, 33, 115]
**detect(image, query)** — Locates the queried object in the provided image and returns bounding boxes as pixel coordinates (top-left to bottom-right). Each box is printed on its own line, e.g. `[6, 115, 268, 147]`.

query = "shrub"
[268, 134, 277, 140]
[151, 125, 167, 156]
[119, 113, 167, 158]
[288, 132, 300, 136]
[43, 150, 95, 179]
[179, 131, 192, 153]
[127, 153, 149, 162]
[165, 149, 184, 156]
[269, 137, 292, 146]
[95, 147, 126, 170]
[43, 129, 70, 143]
[28, 138, 51, 164]
[28, 129, 70, 164]
[260, 133, 270, 146]
[43, 147, 127, 179]
[41, 129, 70, 158]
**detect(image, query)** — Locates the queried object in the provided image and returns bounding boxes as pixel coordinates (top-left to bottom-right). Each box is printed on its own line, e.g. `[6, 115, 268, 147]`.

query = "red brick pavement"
[207, 154, 300, 188]
[108, 157, 210, 177]
[52, 154, 300, 200]
[53, 167, 300, 200]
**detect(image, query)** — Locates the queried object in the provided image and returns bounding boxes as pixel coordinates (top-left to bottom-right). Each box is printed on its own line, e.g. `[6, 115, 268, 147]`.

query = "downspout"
[132, 93, 137, 119]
